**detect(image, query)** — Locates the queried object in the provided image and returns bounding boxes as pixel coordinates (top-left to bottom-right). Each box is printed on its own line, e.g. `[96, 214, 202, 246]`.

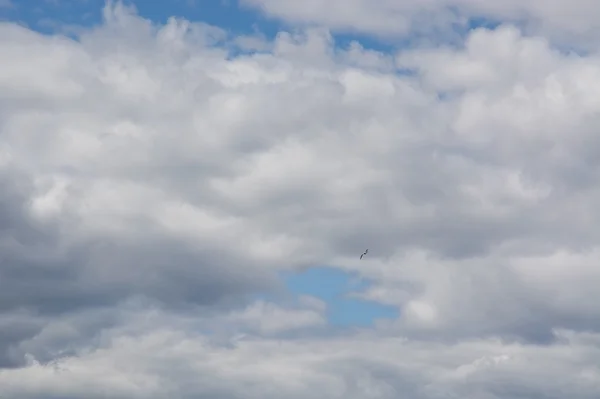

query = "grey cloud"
[0, 165, 274, 312]
[0, 150, 275, 369]
[2, 318, 600, 399]
[1, 1, 600, 397]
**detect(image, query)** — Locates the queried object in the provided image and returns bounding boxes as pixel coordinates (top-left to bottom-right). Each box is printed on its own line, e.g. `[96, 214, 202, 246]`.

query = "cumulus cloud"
[2, 0, 600, 397]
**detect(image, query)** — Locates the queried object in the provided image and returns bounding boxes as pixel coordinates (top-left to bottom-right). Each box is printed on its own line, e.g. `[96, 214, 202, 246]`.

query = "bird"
[360, 249, 368, 260]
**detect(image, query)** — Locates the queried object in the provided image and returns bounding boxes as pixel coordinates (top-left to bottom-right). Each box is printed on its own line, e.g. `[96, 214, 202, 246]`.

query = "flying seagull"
[360, 249, 368, 260]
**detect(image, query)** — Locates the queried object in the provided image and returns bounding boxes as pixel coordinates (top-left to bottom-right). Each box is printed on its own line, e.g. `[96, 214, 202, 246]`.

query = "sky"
[2, 0, 600, 398]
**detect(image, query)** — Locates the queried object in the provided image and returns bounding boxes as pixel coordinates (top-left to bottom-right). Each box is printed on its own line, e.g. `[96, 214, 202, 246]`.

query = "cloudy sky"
[1, 0, 600, 397]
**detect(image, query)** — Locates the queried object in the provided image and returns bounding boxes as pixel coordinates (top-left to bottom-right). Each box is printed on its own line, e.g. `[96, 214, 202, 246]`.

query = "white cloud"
[2, 0, 600, 397]
[240, 0, 600, 49]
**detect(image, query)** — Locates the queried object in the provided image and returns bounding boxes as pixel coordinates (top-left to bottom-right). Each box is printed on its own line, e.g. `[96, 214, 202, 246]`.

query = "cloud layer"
[241, 0, 600, 49]
[1, 1, 600, 397]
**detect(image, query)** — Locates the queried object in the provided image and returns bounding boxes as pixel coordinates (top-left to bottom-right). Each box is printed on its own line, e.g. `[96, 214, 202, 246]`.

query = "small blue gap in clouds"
[282, 266, 398, 327]
[468, 16, 502, 31]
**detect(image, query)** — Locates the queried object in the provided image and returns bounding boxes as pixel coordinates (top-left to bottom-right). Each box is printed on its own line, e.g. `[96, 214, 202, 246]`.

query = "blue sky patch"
[282, 267, 398, 327]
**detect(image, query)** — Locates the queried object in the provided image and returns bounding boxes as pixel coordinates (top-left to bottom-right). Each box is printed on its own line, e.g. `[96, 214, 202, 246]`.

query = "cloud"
[2, 0, 600, 397]
[240, 0, 600, 49]
[2, 316, 600, 399]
